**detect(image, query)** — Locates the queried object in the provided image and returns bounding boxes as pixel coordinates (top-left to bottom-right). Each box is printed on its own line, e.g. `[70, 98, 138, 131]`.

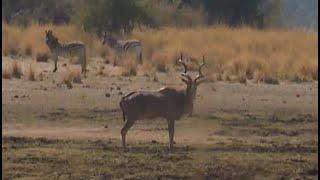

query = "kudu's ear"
[181, 77, 189, 85]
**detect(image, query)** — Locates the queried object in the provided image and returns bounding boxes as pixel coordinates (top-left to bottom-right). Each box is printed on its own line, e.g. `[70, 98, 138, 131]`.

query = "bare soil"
[2, 56, 318, 179]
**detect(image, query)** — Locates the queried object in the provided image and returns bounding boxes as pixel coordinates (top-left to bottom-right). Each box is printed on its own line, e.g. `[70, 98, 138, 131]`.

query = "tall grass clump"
[121, 56, 138, 76]
[2, 66, 11, 79]
[11, 60, 23, 78]
[27, 65, 36, 81]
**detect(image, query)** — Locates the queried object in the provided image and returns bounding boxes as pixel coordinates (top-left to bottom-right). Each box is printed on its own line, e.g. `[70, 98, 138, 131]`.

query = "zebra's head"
[101, 31, 108, 45]
[45, 30, 59, 47]
[101, 31, 116, 46]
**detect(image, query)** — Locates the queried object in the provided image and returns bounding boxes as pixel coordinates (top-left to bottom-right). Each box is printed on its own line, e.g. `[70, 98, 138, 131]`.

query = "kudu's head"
[45, 30, 58, 46]
[179, 53, 206, 116]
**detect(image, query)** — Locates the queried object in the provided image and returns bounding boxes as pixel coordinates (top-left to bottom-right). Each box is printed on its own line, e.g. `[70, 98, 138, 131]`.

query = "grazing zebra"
[102, 32, 142, 66]
[45, 30, 87, 74]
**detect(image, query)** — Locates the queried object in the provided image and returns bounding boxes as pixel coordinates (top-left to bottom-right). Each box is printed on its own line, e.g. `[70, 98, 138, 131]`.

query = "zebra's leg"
[113, 52, 118, 66]
[53, 55, 58, 72]
[80, 56, 87, 78]
[138, 52, 143, 64]
[136, 46, 143, 64]
[80, 51, 87, 74]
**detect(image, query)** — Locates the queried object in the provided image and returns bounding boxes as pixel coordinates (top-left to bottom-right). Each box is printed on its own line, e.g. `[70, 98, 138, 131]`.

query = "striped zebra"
[45, 30, 87, 74]
[102, 32, 142, 66]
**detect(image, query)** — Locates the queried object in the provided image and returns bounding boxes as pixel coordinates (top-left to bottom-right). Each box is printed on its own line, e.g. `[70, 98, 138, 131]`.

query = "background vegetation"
[2, 0, 299, 33]
[2, 0, 318, 83]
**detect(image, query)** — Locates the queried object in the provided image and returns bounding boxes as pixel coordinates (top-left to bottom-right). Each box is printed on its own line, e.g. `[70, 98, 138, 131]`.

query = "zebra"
[102, 32, 142, 66]
[45, 30, 87, 75]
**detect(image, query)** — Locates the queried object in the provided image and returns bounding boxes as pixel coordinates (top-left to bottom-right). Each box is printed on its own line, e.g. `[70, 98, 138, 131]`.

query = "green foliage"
[2, 0, 73, 25]
[2, 0, 282, 30]
[137, 0, 204, 27]
[203, 0, 263, 26]
[74, 0, 153, 34]
[261, 0, 281, 27]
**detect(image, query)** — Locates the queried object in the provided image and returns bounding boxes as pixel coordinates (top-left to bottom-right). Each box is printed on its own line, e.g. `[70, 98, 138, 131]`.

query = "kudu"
[119, 54, 206, 150]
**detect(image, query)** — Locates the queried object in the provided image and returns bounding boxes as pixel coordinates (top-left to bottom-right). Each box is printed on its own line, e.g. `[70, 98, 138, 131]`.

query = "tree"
[203, 0, 264, 26]
[75, 0, 153, 34]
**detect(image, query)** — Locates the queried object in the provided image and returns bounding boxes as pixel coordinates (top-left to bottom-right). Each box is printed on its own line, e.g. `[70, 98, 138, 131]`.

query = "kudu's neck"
[183, 84, 195, 114]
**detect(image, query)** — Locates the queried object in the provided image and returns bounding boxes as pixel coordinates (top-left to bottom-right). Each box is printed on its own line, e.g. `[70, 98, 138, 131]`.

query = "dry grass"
[151, 53, 172, 72]
[121, 56, 138, 76]
[38, 72, 45, 81]
[36, 52, 49, 62]
[27, 65, 35, 81]
[60, 70, 82, 89]
[2, 23, 317, 83]
[96, 65, 108, 76]
[141, 62, 158, 81]
[132, 26, 317, 83]
[2, 22, 106, 58]
[66, 70, 82, 84]
[11, 60, 23, 79]
[2, 66, 11, 79]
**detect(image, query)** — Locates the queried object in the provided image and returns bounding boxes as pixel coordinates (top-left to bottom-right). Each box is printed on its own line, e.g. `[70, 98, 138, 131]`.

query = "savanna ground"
[2, 24, 318, 179]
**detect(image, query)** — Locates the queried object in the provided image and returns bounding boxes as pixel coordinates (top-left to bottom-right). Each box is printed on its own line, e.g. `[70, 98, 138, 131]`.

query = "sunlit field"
[2, 23, 317, 83]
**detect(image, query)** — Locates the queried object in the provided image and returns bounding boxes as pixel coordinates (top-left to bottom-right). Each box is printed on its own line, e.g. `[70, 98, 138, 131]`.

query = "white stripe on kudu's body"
[119, 54, 207, 150]
[45, 30, 87, 75]
[102, 32, 142, 66]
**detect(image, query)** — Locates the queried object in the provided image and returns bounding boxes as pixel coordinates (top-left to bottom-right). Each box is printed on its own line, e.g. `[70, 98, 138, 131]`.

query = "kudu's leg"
[167, 119, 175, 150]
[121, 119, 135, 149]
[188, 98, 194, 117]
